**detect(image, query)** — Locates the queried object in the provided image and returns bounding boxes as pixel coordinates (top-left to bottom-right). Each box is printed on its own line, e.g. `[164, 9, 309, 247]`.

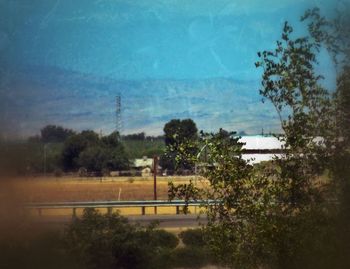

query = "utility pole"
[44, 144, 47, 177]
[153, 155, 158, 214]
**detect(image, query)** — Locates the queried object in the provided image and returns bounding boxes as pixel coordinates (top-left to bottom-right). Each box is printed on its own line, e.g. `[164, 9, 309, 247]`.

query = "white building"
[238, 135, 284, 164]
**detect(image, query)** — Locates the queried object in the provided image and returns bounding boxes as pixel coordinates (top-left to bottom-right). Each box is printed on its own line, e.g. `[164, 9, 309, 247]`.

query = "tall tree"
[163, 119, 198, 147]
[169, 7, 350, 269]
[161, 119, 198, 171]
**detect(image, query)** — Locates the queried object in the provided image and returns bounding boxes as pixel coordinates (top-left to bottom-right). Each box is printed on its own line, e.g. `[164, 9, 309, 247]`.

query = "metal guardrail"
[24, 200, 211, 217]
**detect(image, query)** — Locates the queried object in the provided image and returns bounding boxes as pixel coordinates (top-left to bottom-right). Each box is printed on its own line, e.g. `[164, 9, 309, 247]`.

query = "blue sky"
[1, 0, 340, 80]
[0, 0, 344, 136]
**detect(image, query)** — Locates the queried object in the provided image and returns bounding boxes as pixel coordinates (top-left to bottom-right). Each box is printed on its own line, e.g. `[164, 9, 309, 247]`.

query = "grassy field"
[0, 176, 205, 216]
[6, 176, 200, 202]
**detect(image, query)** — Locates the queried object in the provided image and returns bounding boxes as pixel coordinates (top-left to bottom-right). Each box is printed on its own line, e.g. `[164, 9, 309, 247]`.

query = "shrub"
[179, 229, 205, 247]
[63, 208, 179, 269]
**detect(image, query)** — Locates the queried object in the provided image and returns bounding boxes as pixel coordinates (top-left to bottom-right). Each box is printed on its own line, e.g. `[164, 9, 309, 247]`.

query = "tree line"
[0, 119, 200, 176]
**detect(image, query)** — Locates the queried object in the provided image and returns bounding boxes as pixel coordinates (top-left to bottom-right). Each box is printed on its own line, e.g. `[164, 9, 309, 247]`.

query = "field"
[0, 176, 205, 217]
[4, 176, 202, 202]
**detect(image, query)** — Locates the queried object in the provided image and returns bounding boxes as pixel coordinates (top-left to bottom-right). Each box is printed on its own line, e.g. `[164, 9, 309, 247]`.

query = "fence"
[24, 200, 211, 218]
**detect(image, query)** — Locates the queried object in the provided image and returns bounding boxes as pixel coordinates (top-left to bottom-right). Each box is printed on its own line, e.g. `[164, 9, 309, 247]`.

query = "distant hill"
[0, 65, 279, 137]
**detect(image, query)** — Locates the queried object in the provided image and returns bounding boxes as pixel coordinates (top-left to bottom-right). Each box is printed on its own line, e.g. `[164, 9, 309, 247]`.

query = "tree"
[255, 20, 333, 209]
[161, 119, 198, 171]
[61, 131, 129, 172]
[168, 129, 286, 268]
[61, 130, 100, 171]
[163, 119, 198, 146]
[122, 132, 146, 140]
[300, 7, 350, 269]
[40, 125, 75, 143]
[169, 7, 350, 269]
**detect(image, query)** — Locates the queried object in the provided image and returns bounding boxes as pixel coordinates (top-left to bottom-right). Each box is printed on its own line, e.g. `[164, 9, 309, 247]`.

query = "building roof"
[242, 153, 283, 164]
[238, 135, 283, 150]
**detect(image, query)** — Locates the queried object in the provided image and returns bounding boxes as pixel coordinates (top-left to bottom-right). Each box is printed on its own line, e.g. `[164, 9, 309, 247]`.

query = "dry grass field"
[0, 176, 206, 216]
[3, 176, 199, 202]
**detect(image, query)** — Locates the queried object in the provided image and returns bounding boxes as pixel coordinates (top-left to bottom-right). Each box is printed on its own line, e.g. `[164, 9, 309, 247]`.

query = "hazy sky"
[1, 0, 341, 80]
[0, 0, 345, 136]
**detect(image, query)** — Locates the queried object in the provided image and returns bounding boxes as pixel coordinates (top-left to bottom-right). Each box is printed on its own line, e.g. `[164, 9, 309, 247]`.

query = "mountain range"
[0, 65, 279, 137]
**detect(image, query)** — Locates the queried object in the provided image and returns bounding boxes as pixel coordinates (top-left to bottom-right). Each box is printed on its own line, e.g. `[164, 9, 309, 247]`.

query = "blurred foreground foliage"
[0, 209, 219, 269]
[168, 6, 350, 269]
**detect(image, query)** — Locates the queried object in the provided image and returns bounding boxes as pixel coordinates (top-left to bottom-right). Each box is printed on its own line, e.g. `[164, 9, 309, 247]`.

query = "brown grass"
[0, 176, 199, 203]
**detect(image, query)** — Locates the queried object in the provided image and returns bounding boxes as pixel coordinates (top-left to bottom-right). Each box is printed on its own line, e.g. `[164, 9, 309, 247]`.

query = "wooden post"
[107, 207, 112, 215]
[72, 207, 77, 219]
[142, 206, 146, 215]
[153, 156, 158, 215]
[176, 206, 180, 215]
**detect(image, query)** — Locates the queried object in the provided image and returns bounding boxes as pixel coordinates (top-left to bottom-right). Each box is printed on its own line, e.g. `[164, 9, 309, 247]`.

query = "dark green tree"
[161, 119, 198, 171]
[163, 119, 198, 146]
[61, 131, 129, 172]
[40, 125, 75, 143]
[61, 130, 100, 171]
[122, 132, 146, 140]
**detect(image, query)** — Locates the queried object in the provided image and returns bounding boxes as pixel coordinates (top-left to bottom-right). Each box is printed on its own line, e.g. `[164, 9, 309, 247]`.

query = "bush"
[63, 208, 179, 269]
[179, 229, 205, 247]
[150, 229, 179, 249]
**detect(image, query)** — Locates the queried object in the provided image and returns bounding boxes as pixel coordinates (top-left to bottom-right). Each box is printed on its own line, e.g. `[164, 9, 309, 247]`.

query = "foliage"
[168, 129, 291, 268]
[64, 208, 179, 269]
[168, 6, 350, 269]
[122, 138, 165, 159]
[62, 131, 100, 171]
[0, 140, 63, 176]
[40, 125, 75, 143]
[163, 119, 198, 147]
[162, 119, 198, 171]
[1, 129, 165, 175]
[122, 132, 146, 140]
[0, 227, 77, 269]
[300, 7, 350, 269]
[159, 152, 176, 173]
[62, 131, 129, 172]
[178, 229, 206, 248]
[255, 20, 332, 209]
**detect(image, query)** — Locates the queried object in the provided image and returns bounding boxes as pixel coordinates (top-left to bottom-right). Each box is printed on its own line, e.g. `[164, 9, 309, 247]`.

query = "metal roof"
[239, 135, 283, 150]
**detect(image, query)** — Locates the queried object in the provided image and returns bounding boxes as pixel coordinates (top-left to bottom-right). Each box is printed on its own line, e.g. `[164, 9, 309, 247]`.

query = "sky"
[0, 0, 344, 137]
